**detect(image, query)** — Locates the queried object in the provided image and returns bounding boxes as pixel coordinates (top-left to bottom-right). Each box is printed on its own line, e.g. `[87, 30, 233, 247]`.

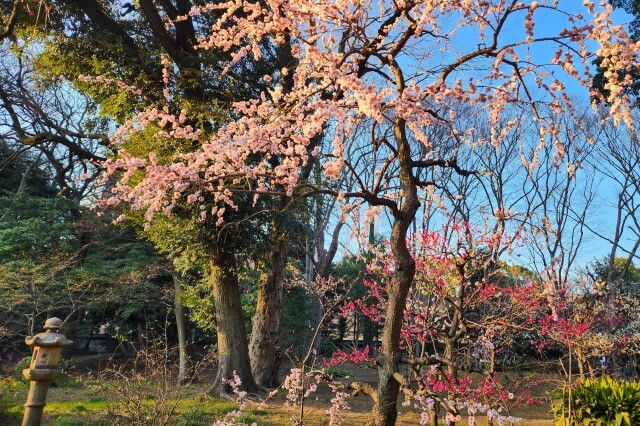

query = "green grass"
[6, 395, 271, 425]
[325, 367, 351, 378]
[50, 417, 98, 426]
[2, 367, 560, 425]
[46, 400, 109, 414]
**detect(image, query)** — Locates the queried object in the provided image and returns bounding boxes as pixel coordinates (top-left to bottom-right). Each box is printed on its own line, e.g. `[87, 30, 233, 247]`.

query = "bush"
[552, 377, 640, 426]
[12, 356, 31, 381]
[0, 377, 22, 421]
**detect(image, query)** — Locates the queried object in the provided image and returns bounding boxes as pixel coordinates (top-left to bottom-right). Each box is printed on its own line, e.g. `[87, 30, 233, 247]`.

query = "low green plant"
[50, 417, 88, 426]
[72, 403, 88, 413]
[552, 376, 640, 426]
[178, 408, 207, 426]
[325, 367, 351, 378]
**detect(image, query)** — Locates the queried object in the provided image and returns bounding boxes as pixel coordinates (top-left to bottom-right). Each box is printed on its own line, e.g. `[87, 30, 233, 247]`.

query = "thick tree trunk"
[207, 247, 257, 396]
[172, 270, 190, 384]
[249, 239, 287, 387]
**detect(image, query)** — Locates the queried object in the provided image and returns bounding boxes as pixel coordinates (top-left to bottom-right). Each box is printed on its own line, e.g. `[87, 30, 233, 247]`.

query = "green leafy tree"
[592, 256, 640, 294]
[6, 0, 296, 393]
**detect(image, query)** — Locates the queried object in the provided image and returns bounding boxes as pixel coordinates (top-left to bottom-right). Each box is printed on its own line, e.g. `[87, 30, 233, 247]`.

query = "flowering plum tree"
[99, 0, 638, 424]
[542, 271, 640, 380]
[333, 227, 546, 424]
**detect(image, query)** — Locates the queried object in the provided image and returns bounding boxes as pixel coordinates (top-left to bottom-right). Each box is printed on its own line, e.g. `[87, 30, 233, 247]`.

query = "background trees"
[1, 1, 640, 425]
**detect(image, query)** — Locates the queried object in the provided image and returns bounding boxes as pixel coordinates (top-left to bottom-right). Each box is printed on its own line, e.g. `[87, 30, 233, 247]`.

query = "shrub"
[0, 377, 22, 421]
[12, 356, 31, 381]
[552, 377, 640, 426]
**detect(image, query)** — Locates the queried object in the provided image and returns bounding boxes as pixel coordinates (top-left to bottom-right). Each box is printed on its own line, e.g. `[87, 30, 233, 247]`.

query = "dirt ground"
[4, 355, 556, 425]
[263, 361, 555, 425]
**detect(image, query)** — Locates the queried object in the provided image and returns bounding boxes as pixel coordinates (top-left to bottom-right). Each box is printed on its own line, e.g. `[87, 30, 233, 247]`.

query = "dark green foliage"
[552, 377, 640, 426]
[11, 356, 30, 381]
[0, 142, 56, 197]
[0, 191, 81, 344]
[0, 188, 170, 353]
[240, 268, 261, 335]
[50, 416, 90, 426]
[72, 218, 172, 347]
[0, 192, 76, 260]
[280, 284, 315, 355]
[332, 254, 380, 343]
[594, 1, 640, 101]
[610, 1, 640, 38]
[325, 367, 351, 378]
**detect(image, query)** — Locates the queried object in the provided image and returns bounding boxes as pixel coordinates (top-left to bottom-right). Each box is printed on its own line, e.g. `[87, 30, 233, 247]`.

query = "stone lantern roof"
[25, 318, 73, 348]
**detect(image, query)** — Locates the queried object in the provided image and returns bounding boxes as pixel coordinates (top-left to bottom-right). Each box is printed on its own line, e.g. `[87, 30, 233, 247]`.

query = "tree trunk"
[427, 409, 438, 426]
[207, 247, 257, 396]
[371, 216, 417, 426]
[576, 349, 585, 380]
[353, 312, 359, 349]
[370, 117, 419, 426]
[445, 340, 456, 374]
[249, 239, 287, 387]
[172, 269, 190, 384]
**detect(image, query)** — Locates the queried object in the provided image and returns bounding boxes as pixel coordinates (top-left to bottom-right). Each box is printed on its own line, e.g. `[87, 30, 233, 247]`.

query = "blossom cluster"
[84, 0, 639, 229]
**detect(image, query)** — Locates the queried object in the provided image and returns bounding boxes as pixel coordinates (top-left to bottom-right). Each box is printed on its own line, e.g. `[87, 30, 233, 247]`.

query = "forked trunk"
[249, 240, 287, 387]
[370, 116, 419, 425]
[207, 247, 257, 395]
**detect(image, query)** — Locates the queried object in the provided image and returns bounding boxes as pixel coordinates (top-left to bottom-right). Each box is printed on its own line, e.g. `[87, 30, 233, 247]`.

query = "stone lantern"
[22, 317, 73, 426]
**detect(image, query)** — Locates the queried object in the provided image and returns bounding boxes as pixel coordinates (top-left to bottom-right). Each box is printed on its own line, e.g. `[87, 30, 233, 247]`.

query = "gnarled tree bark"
[249, 235, 287, 387]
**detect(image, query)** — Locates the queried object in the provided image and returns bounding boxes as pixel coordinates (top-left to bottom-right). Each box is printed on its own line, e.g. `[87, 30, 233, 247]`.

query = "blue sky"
[332, 1, 639, 279]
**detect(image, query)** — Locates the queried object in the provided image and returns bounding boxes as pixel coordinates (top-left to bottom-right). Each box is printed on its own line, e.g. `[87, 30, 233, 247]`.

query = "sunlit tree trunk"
[207, 246, 257, 395]
[576, 348, 585, 380]
[249, 235, 287, 387]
